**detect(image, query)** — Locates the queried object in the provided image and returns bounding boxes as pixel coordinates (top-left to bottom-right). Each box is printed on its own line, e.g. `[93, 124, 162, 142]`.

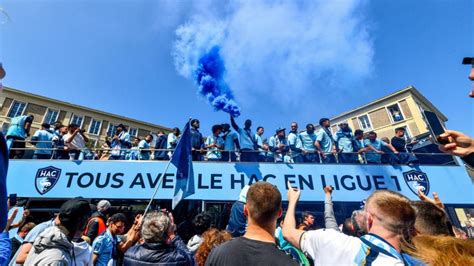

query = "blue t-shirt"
[335, 130, 354, 153]
[237, 128, 255, 150]
[138, 140, 151, 160]
[6, 116, 30, 139]
[316, 129, 334, 153]
[255, 134, 266, 155]
[364, 139, 388, 163]
[110, 131, 130, 157]
[31, 129, 54, 155]
[287, 132, 302, 157]
[92, 229, 119, 266]
[299, 131, 317, 151]
[223, 131, 239, 152]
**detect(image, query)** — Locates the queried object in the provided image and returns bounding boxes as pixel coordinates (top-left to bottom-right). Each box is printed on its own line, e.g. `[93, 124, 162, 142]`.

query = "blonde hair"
[403, 235, 474, 266]
[365, 190, 416, 240]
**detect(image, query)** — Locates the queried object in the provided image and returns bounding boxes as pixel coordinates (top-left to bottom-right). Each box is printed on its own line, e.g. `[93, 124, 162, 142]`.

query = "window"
[387, 104, 404, 122]
[70, 114, 84, 127]
[43, 109, 59, 125]
[129, 127, 138, 137]
[107, 123, 118, 137]
[358, 115, 372, 130]
[7, 101, 27, 118]
[401, 126, 412, 139]
[89, 119, 102, 135]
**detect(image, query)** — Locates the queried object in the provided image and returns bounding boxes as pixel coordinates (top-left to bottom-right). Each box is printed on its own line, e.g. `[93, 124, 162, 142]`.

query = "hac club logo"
[403, 170, 430, 196]
[35, 166, 62, 195]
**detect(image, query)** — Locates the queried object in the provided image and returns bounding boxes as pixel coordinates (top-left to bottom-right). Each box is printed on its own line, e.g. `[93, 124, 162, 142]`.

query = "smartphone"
[423, 110, 449, 144]
[9, 194, 17, 207]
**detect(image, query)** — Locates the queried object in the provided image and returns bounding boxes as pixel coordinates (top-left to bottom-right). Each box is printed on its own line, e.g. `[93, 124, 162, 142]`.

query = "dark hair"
[68, 123, 79, 129]
[53, 121, 63, 130]
[395, 127, 406, 133]
[246, 182, 281, 225]
[221, 123, 230, 131]
[412, 201, 451, 236]
[342, 218, 355, 235]
[212, 124, 223, 133]
[146, 134, 153, 139]
[193, 213, 212, 235]
[109, 213, 127, 224]
[319, 118, 329, 126]
[19, 222, 36, 233]
[302, 211, 313, 219]
[354, 129, 364, 136]
[117, 124, 127, 131]
[306, 123, 314, 130]
[41, 123, 51, 129]
[368, 131, 377, 136]
[257, 126, 264, 131]
[191, 119, 200, 125]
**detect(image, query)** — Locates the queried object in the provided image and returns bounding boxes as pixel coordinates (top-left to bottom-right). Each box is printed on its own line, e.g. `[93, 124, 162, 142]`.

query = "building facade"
[319, 86, 447, 140]
[0, 86, 171, 147]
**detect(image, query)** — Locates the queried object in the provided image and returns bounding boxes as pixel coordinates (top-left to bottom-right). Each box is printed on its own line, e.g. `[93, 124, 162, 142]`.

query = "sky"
[0, 0, 473, 137]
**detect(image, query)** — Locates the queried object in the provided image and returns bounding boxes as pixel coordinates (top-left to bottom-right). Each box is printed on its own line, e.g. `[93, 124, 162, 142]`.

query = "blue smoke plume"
[194, 46, 241, 117]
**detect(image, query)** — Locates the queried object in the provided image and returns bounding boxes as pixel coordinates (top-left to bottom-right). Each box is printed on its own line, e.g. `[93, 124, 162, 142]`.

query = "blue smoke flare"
[194, 46, 241, 117]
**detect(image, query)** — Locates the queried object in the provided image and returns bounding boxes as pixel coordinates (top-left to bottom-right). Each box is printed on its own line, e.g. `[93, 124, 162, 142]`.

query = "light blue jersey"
[268, 135, 289, 162]
[92, 229, 119, 266]
[31, 129, 54, 155]
[6, 115, 29, 139]
[138, 140, 151, 160]
[237, 128, 255, 150]
[255, 134, 266, 156]
[110, 131, 130, 157]
[287, 132, 302, 157]
[167, 133, 178, 149]
[206, 135, 224, 160]
[335, 129, 354, 152]
[316, 128, 334, 153]
[364, 139, 388, 163]
[299, 131, 317, 151]
[223, 131, 239, 152]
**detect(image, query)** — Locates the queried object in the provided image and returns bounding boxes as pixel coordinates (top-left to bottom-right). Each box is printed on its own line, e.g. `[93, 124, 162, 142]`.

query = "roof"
[2, 86, 172, 131]
[329, 85, 448, 122]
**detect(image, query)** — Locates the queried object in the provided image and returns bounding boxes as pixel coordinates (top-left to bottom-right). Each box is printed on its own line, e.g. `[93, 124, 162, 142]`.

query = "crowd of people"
[4, 115, 424, 165]
[2, 180, 472, 265]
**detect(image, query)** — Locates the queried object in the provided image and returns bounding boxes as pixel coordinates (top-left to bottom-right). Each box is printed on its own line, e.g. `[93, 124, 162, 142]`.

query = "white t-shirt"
[300, 229, 404, 265]
[63, 133, 86, 150]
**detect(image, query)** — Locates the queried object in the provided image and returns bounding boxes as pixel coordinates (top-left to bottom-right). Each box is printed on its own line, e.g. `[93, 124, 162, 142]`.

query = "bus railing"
[5, 140, 459, 166]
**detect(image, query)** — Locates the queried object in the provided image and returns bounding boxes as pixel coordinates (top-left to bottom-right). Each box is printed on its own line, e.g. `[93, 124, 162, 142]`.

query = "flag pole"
[142, 118, 192, 217]
[143, 159, 173, 217]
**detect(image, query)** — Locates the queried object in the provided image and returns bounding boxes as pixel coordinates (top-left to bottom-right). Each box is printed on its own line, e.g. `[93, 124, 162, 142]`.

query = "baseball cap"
[275, 127, 286, 133]
[59, 198, 91, 231]
[462, 57, 474, 65]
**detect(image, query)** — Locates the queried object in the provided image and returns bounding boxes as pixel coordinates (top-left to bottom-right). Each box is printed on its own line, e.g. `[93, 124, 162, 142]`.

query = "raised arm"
[282, 181, 305, 249]
[323, 186, 339, 231]
[230, 115, 239, 132]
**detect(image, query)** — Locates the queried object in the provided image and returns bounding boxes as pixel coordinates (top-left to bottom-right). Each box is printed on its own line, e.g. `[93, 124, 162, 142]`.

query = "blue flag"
[0, 133, 9, 232]
[171, 121, 195, 209]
